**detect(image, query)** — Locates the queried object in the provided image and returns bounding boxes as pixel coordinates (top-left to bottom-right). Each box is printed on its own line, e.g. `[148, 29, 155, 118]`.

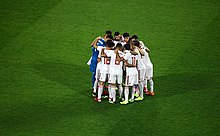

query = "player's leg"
[93, 69, 100, 97]
[96, 73, 106, 102]
[117, 75, 123, 101]
[110, 84, 117, 103]
[149, 77, 154, 96]
[120, 75, 130, 104]
[147, 64, 154, 96]
[129, 85, 135, 102]
[120, 86, 129, 104]
[108, 74, 116, 103]
[135, 69, 145, 100]
[92, 72, 95, 88]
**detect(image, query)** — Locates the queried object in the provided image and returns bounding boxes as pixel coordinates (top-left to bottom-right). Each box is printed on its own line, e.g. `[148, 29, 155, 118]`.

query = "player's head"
[123, 32, 129, 38]
[106, 30, 112, 35]
[123, 32, 130, 43]
[132, 40, 140, 48]
[115, 43, 123, 50]
[114, 31, 120, 37]
[131, 34, 138, 40]
[124, 43, 131, 50]
[106, 40, 115, 48]
[105, 34, 113, 41]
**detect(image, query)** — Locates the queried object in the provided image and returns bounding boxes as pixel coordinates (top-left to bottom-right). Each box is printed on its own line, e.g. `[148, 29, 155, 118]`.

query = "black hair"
[124, 43, 130, 50]
[123, 32, 129, 38]
[106, 40, 115, 48]
[131, 34, 138, 39]
[106, 30, 112, 35]
[106, 34, 113, 40]
[116, 43, 122, 48]
[133, 40, 140, 47]
[114, 31, 120, 36]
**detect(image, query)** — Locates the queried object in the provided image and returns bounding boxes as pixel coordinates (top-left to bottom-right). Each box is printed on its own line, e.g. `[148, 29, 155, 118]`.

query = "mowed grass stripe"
[0, 0, 220, 136]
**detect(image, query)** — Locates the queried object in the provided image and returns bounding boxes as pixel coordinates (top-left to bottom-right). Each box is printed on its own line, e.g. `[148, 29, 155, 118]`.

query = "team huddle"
[88, 31, 154, 105]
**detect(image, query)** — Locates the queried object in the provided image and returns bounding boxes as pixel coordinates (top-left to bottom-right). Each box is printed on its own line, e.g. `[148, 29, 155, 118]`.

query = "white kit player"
[132, 41, 146, 101]
[108, 43, 124, 104]
[95, 40, 115, 102]
[140, 41, 154, 96]
[120, 43, 139, 105]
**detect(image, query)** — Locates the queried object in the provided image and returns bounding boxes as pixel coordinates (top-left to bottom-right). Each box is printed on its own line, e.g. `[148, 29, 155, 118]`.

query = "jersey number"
[115, 59, 120, 65]
[132, 57, 136, 66]
[104, 57, 111, 65]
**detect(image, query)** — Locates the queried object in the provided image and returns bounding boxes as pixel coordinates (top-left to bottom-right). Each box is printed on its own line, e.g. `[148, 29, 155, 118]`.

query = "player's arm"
[114, 49, 122, 61]
[145, 47, 150, 53]
[124, 60, 136, 67]
[101, 48, 106, 57]
[91, 36, 102, 49]
[139, 48, 145, 56]
[130, 50, 138, 55]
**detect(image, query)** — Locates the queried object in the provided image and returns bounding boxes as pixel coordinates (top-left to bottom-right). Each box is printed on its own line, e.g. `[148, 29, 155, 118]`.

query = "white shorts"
[138, 69, 146, 83]
[146, 64, 153, 80]
[95, 68, 101, 80]
[108, 74, 122, 84]
[125, 75, 138, 86]
[99, 73, 109, 82]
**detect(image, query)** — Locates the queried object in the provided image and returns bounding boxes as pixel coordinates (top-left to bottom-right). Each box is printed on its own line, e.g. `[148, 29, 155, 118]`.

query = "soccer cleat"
[92, 92, 96, 97]
[129, 99, 134, 103]
[120, 100, 128, 105]
[109, 101, 116, 104]
[109, 98, 113, 103]
[134, 96, 144, 101]
[134, 93, 139, 98]
[119, 97, 124, 102]
[144, 86, 148, 93]
[146, 91, 151, 95]
[94, 97, 101, 102]
[150, 91, 155, 96]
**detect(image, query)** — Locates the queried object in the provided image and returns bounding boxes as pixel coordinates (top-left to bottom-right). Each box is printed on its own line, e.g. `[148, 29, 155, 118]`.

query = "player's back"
[109, 50, 124, 75]
[100, 49, 115, 74]
[124, 51, 138, 75]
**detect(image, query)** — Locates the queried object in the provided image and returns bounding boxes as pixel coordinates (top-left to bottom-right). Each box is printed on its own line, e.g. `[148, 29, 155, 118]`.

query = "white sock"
[149, 79, 154, 92]
[108, 84, 112, 99]
[135, 85, 139, 95]
[111, 86, 116, 102]
[139, 83, 144, 98]
[93, 80, 98, 93]
[124, 87, 129, 101]
[130, 86, 135, 100]
[145, 80, 148, 88]
[118, 84, 123, 98]
[98, 85, 103, 99]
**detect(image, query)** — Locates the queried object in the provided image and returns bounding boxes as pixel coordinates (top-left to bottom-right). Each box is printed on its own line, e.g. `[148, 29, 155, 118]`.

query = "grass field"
[1, 0, 220, 135]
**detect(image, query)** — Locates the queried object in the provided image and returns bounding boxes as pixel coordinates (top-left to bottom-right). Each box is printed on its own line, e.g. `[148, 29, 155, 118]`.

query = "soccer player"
[139, 41, 154, 96]
[90, 33, 113, 96]
[108, 43, 124, 104]
[113, 31, 123, 45]
[130, 41, 146, 101]
[121, 32, 130, 46]
[95, 40, 115, 102]
[130, 35, 154, 95]
[120, 43, 139, 105]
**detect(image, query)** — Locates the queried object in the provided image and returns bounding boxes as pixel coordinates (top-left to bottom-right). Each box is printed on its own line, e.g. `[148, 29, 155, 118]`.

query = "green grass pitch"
[0, 0, 220, 135]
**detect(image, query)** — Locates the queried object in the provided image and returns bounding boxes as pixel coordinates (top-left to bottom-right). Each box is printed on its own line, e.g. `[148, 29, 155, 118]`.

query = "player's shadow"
[153, 72, 218, 98]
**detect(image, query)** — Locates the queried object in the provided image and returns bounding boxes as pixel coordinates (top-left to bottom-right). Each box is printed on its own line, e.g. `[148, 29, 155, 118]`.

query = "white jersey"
[123, 51, 138, 76]
[99, 49, 115, 74]
[134, 48, 146, 70]
[109, 50, 124, 75]
[139, 42, 153, 67]
[113, 40, 121, 46]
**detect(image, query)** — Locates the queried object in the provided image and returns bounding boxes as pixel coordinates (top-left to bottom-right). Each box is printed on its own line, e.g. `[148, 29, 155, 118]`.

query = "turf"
[0, 0, 220, 135]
